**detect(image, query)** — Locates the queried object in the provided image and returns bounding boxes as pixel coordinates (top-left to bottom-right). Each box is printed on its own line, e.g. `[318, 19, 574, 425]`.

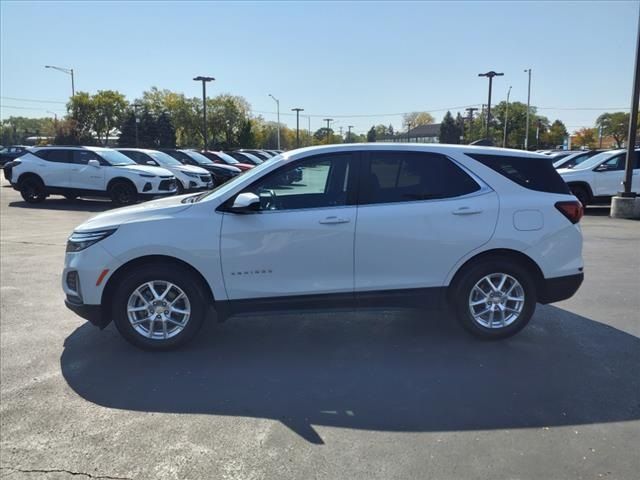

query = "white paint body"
[62, 144, 584, 307]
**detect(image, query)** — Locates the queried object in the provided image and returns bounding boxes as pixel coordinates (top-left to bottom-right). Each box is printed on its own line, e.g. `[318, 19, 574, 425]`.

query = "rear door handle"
[319, 216, 351, 224]
[452, 207, 483, 215]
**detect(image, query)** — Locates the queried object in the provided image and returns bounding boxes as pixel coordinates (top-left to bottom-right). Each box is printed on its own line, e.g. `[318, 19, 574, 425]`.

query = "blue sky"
[1, 1, 638, 135]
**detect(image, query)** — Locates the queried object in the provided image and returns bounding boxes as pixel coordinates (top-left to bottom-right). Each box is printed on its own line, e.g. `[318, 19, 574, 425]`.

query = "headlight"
[138, 173, 156, 178]
[66, 228, 117, 252]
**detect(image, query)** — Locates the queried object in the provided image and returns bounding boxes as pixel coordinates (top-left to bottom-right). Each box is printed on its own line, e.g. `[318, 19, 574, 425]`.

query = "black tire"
[570, 185, 589, 208]
[19, 176, 47, 203]
[109, 181, 138, 205]
[450, 258, 537, 339]
[111, 263, 208, 350]
[176, 181, 185, 194]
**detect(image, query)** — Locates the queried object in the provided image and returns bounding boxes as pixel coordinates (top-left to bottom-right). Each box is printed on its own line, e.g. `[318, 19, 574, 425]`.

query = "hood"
[201, 163, 242, 173]
[174, 164, 209, 175]
[76, 194, 193, 231]
[115, 164, 174, 176]
[557, 167, 582, 176]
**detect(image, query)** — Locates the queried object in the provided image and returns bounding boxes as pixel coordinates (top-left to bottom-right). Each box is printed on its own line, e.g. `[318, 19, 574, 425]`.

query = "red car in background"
[201, 151, 254, 171]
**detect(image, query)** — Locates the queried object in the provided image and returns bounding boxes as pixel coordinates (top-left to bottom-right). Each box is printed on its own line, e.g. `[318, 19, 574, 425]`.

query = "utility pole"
[307, 116, 312, 146]
[465, 107, 479, 143]
[478, 71, 504, 140]
[347, 125, 354, 143]
[193, 76, 215, 149]
[269, 94, 280, 149]
[407, 121, 413, 142]
[291, 108, 304, 148]
[339, 126, 344, 139]
[536, 118, 542, 148]
[524, 68, 532, 150]
[503, 86, 512, 148]
[323, 118, 333, 144]
[598, 125, 604, 149]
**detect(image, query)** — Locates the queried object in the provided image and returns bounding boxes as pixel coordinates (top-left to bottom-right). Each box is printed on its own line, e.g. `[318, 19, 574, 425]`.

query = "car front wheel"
[451, 259, 537, 339]
[20, 177, 47, 203]
[112, 264, 207, 350]
[109, 181, 138, 205]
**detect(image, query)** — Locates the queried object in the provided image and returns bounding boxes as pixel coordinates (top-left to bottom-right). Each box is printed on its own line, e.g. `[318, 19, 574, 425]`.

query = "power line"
[1, 104, 65, 111]
[1, 96, 67, 104]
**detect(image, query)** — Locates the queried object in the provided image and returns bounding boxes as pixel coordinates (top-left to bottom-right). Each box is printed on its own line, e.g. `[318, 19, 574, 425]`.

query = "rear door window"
[38, 149, 73, 163]
[466, 153, 570, 194]
[72, 150, 103, 165]
[360, 151, 481, 205]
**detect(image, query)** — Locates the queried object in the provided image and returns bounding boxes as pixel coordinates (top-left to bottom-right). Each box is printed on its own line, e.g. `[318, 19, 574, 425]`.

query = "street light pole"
[503, 86, 512, 148]
[269, 94, 280, 149]
[347, 125, 354, 143]
[524, 68, 532, 150]
[407, 121, 413, 142]
[323, 118, 333, 144]
[193, 76, 215, 150]
[478, 70, 504, 140]
[621, 14, 640, 196]
[45, 65, 75, 97]
[132, 103, 142, 148]
[291, 108, 304, 148]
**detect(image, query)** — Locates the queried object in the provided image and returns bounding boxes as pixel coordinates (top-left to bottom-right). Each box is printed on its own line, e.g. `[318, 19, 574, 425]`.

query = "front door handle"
[452, 207, 483, 216]
[319, 216, 351, 224]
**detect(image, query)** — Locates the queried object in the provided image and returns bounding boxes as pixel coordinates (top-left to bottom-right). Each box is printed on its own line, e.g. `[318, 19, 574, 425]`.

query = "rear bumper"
[538, 273, 584, 304]
[64, 298, 110, 329]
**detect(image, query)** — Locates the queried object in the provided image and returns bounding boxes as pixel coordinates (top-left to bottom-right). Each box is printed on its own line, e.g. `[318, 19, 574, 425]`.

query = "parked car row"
[556, 148, 640, 207]
[3, 146, 282, 205]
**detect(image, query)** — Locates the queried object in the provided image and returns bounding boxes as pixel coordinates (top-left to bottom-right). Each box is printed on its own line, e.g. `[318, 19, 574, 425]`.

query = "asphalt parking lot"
[1, 176, 639, 480]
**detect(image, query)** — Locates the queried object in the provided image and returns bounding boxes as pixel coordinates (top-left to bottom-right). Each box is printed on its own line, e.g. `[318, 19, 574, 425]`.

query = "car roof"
[283, 143, 549, 160]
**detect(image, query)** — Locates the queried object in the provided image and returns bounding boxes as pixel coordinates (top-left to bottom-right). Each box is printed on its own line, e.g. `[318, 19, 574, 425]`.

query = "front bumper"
[538, 272, 584, 304]
[64, 298, 109, 328]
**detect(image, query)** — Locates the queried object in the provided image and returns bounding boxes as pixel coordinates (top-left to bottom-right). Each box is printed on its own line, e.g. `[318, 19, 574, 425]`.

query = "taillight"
[555, 201, 583, 224]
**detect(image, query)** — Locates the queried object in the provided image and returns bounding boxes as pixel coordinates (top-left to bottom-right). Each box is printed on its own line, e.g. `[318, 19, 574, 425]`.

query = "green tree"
[156, 112, 176, 148]
[117, 112, 138, 147]
[491, 101, 548, 149]
[367, 126, 377, 142]
[439, 111, 462, 144]
[238, 119, 256, 148]
[596, 112, 630, 148]
[92, 90, 128, 145]
[138, 110, 158, 148]
[67, 92, 97, 143]
[543, 119, 568, 148]
[402, 111, 435, 129]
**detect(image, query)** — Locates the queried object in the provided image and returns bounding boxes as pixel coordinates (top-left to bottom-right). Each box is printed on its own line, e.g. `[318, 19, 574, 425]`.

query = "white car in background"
[62, 144, 584, 350]
[558, 149, 640, 207]
[6, 146, 177, 205]
[118, 148, 213, 193]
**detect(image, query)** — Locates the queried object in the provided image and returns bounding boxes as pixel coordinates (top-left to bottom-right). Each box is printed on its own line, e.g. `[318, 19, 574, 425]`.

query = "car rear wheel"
[112, 264, 207, 350]
[451, 258, 537, 339]
[109, 181, 137, 205]
[20, 177, 47, 203]
[570, 185, 589, 208]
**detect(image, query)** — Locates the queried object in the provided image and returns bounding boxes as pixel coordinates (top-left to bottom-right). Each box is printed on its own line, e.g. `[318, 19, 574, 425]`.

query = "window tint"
[39, 149, 72, 163]
[361, 152, 481, 205]
[601, 154, 624, 171]
[73, 150, 102, 165]
[244, 153, 352, 211]
[467, 153, 570, 194]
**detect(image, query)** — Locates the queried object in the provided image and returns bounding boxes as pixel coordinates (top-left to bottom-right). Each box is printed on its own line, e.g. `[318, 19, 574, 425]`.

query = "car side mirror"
[594, 164, 612, 172]
[230, 192, 260, 213]
[146, 160, 157, 166]
[88, 159, 100, 168]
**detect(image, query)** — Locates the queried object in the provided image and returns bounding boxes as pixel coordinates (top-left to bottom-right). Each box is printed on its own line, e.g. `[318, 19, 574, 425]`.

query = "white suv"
[6, 146, 178, 205]
[558, 149, 640, 207]
[117, 148, 213, 193]
[62, 144, 584, 350]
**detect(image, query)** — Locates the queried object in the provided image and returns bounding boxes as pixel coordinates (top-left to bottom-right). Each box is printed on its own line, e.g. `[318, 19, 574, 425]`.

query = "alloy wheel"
[468, 273, 525, 329]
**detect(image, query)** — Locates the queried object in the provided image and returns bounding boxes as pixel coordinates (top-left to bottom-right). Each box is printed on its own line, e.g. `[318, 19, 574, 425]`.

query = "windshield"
[99, 149, 137, 166]
[148, 151, 183, 167]
[215, 151, 240, 164]
[181, 150, 214, 165]
[553, 152, 586, 168]
[569, 150, 623, 170]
